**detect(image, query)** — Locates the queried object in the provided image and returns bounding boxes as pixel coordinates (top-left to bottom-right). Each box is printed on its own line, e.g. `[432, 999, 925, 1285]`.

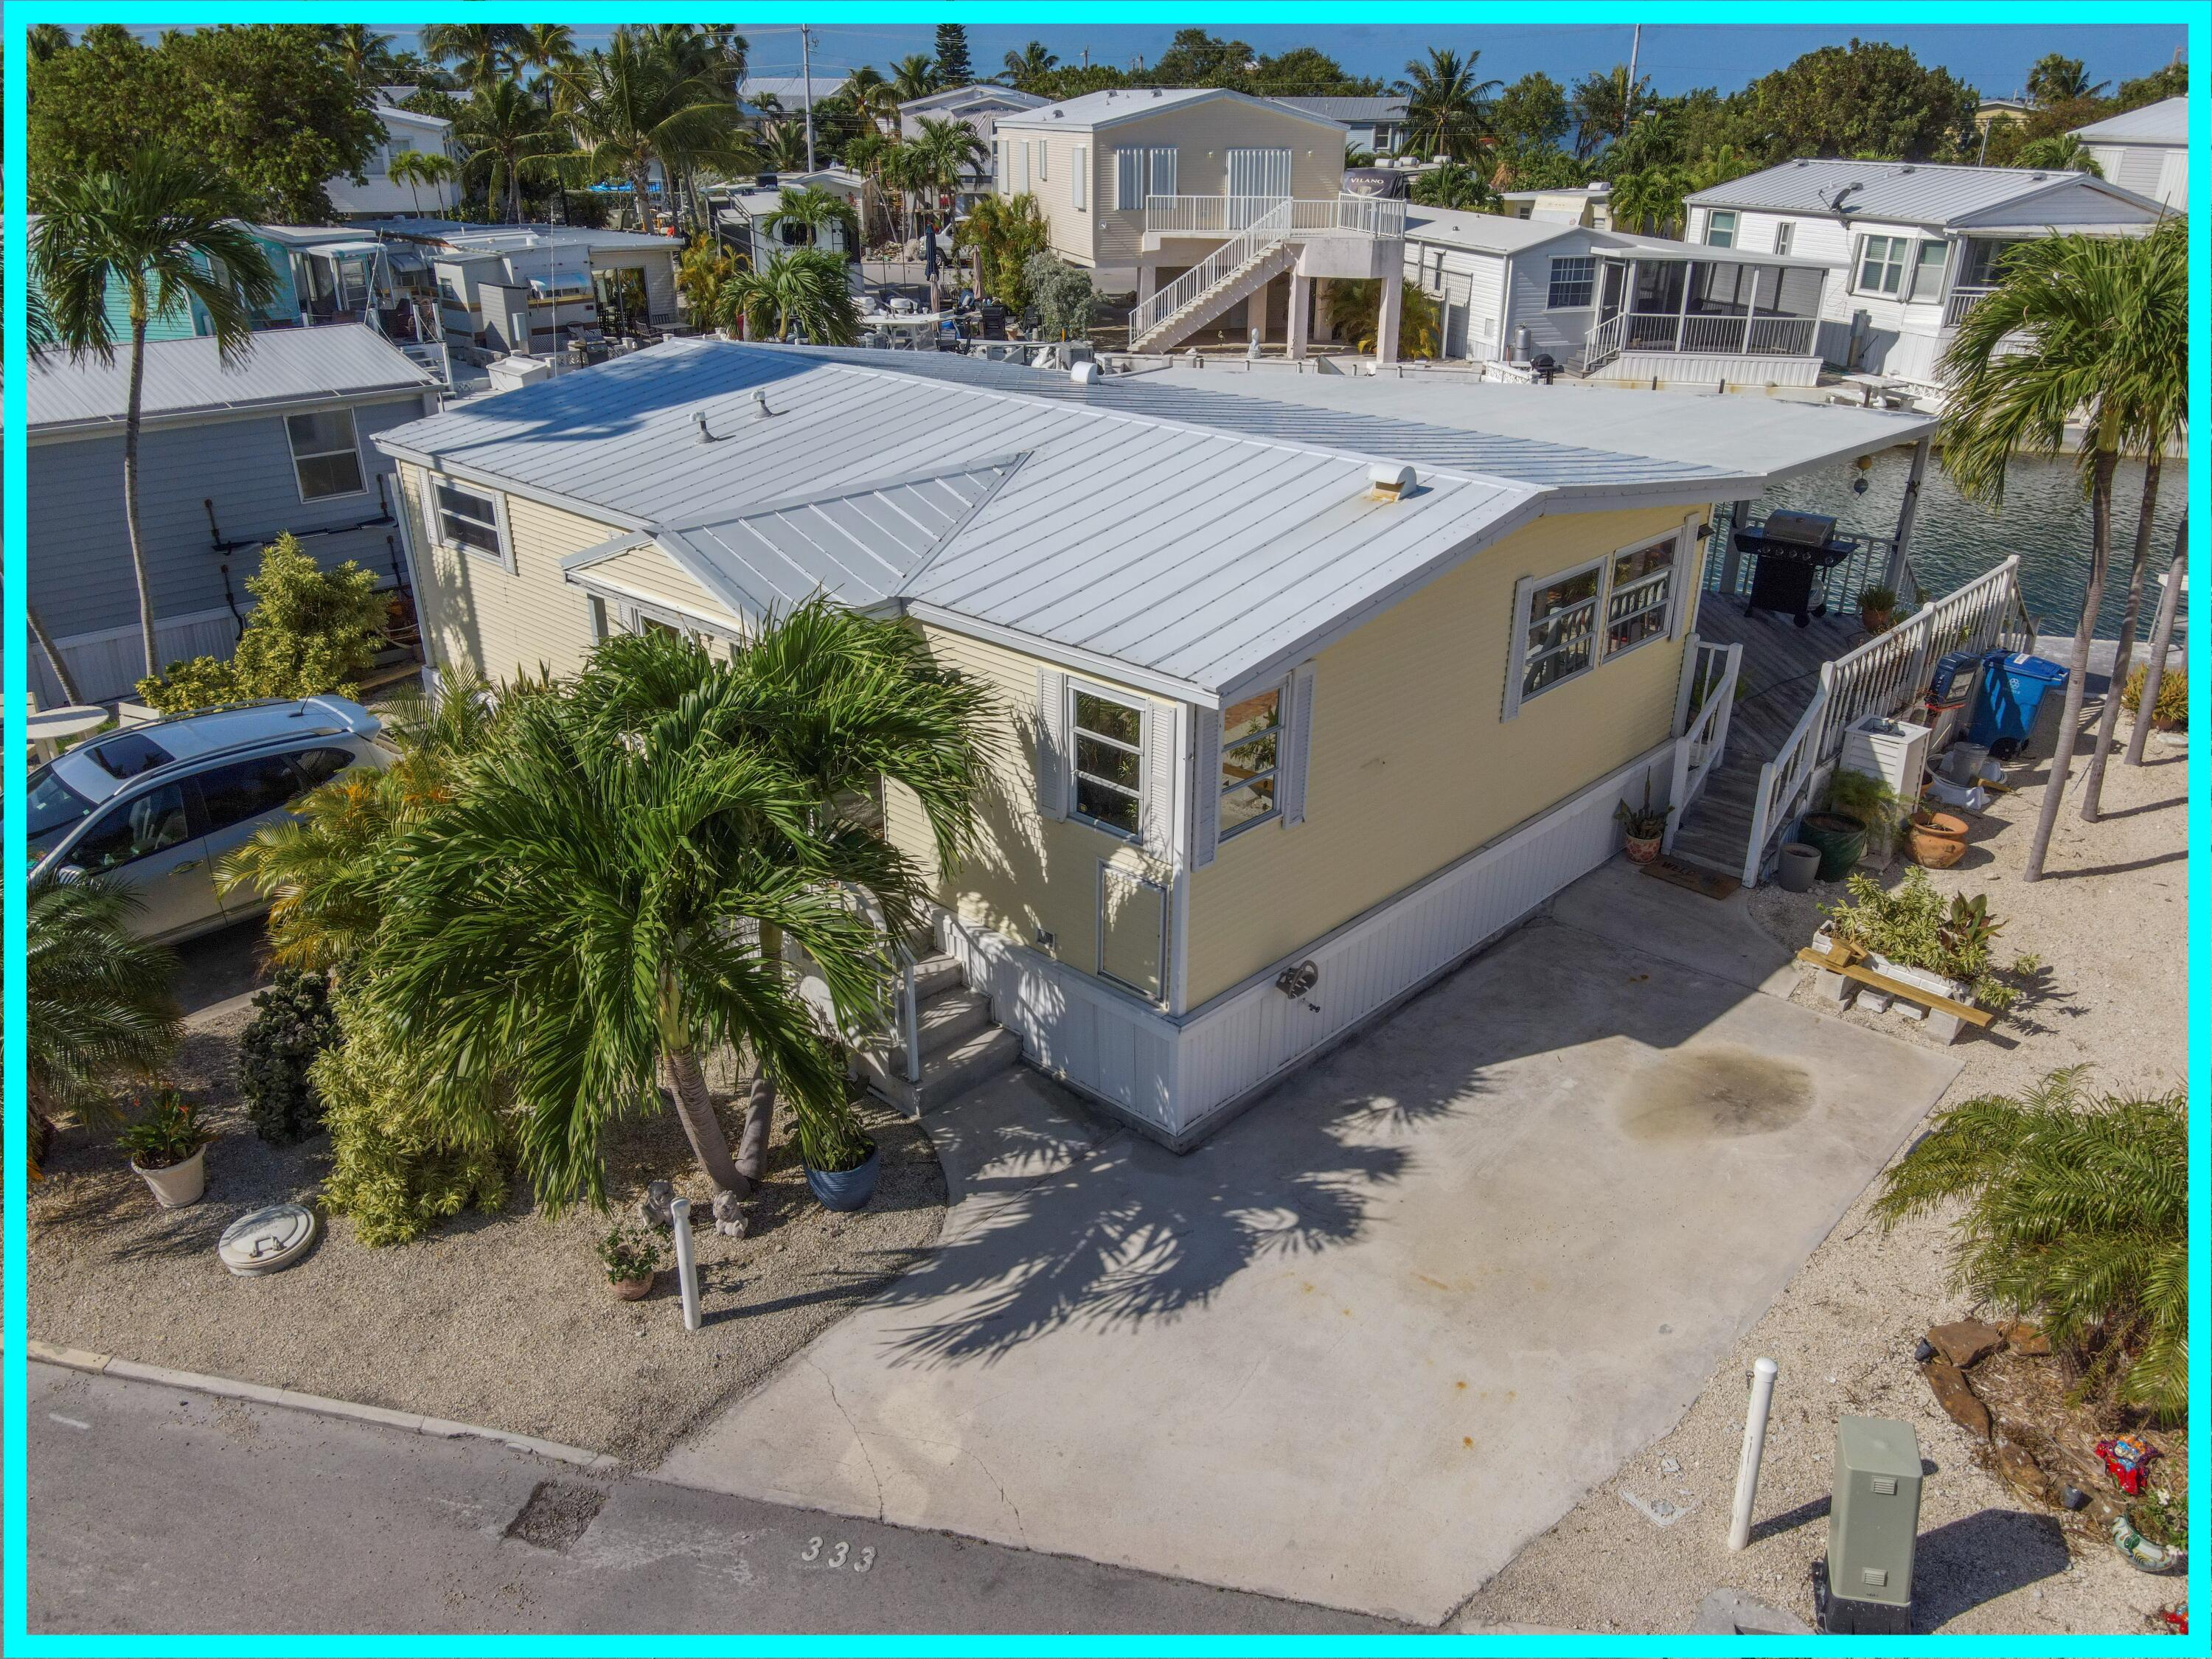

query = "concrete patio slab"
[656, 892, 1960, 1624]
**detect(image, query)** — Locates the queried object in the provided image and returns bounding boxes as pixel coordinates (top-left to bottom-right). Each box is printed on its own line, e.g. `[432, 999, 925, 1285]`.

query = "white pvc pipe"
[669, 1197, 703, 1332]
[1728, 1357, 1779, 1551]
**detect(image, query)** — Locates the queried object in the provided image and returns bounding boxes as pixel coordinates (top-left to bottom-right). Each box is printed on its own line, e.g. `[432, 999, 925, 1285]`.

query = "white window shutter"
[1669, 519, 1696, 640]
[1073, 146, 1088, 210]
[1191, 705, 1222, 869]
[1037, 140, 1047, 181]
[1502, 575, 1534, 721]
[417, 470, 442, 552]
[1138, 703, 1175, 861]
[1280, 664, 1317, 828]
[1035, 669, 1069, 820]
[1116, 149, 1141, 211]
[1150, 147, 1177, 198]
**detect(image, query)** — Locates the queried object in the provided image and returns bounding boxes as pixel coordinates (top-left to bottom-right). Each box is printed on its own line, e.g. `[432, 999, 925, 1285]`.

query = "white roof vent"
[1070, 361, 1102, 386]
[1367, 462, 1416, 501]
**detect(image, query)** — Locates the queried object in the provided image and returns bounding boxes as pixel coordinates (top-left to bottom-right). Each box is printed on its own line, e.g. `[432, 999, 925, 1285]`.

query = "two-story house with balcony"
[1683, 158, 2168, 399]
[989, 87, 1408, 359]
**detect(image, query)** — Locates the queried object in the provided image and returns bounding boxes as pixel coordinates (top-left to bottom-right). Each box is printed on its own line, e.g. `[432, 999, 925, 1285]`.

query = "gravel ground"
[1455, 709, 2189, 1635]
[28, 1006, 947, 1469]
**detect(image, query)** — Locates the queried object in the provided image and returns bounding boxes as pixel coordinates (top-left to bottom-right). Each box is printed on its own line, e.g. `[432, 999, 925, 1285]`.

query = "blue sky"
[549, 23, 2182, 100]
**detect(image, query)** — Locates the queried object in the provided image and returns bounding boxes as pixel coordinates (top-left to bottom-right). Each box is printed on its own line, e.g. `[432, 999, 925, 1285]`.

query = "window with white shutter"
[1147, 146, 1178, 198]
[1138, 703, 1176, 861]
[1114, 148, 1142, 210]
[1014, 139, 1030, 194]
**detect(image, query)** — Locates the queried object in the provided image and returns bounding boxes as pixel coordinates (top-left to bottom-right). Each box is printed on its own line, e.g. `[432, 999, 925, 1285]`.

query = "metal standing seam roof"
[1270, 96, 1409, 122]
[2070, 96, 2187, 145]
[374, 338, 1928, 696]
[995, 86, 1345, 133]
[1684, 157, 2163, 226]
[26, 324, 435, 433]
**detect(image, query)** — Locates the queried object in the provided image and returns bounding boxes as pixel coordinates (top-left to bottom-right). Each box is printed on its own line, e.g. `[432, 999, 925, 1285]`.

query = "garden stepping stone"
[1927, 1318, 2006, 1368]
[2002, 1320, 2052, 1357]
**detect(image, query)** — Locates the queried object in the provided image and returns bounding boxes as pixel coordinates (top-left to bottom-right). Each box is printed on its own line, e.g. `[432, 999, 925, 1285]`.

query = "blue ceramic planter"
[805, 1144, 882, 1211]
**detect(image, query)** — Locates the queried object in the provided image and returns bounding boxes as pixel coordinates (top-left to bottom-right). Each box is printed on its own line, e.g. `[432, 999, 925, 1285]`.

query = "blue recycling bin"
[1966, 652, 2070, 752]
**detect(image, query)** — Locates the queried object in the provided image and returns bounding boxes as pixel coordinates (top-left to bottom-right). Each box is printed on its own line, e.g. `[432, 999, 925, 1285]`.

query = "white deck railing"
[1585, 310, 1818, 369]
[1664, 637, 1742, 852]
[1706, 509, 1908, 620]
[1143, 193, 1406, 238]
[1740, 556, 2034, 886]
[1131, 198, 1293, 342]
[1944, 287, 1996, 327]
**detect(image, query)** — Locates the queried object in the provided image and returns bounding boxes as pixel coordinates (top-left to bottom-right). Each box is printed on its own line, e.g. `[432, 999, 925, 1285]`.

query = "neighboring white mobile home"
[2071, 97, 2188, 212]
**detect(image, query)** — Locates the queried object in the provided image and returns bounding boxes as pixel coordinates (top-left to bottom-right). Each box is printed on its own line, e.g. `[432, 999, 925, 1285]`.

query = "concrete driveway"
[656, 863, 1961, 1624]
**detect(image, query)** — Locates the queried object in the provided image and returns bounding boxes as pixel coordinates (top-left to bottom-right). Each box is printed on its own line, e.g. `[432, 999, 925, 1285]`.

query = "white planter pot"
[132, 1146, 207, 1209]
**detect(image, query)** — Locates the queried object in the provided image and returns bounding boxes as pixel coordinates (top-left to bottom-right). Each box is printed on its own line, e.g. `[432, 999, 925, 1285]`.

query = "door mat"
[1642, 857, 1742, 901]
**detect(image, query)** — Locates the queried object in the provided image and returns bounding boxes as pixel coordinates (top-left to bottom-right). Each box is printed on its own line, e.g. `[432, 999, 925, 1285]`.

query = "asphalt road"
[25, 1360, 1404, 1636]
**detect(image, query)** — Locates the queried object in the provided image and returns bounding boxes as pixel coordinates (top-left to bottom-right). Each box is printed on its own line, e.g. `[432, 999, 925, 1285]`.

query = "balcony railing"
[1944, 286, 1996, 327]
[1143, 193, 1405, 238]
[1585, 310, 1818, 369]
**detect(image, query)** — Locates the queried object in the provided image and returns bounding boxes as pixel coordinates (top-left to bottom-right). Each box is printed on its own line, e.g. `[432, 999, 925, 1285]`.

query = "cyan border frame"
[3, 4, 2202, 1652]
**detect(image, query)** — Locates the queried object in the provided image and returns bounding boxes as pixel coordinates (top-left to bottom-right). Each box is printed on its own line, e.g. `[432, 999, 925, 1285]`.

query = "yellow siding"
[401, 462, 625, 684]
[1183, 504, 1709, 1006]
[883, 622, 1175, 982]
[1006, 100, 1345, 274]
[584, 545, 731, 624]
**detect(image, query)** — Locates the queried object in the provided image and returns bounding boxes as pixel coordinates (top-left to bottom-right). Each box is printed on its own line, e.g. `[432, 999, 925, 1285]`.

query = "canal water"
[1748, 445, 2185, 639]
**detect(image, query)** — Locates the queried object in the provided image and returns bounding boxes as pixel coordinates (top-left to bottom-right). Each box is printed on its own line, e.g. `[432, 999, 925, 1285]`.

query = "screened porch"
[1582, 251, 1827, 372]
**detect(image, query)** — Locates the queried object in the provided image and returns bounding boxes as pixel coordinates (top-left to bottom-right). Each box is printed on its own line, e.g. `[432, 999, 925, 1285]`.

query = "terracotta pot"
[1861, 608, 1893, 635]
[1909, 809, 1969, 869]
[609, 1271, 656, 1301]
[1622, 832, 1662, 866]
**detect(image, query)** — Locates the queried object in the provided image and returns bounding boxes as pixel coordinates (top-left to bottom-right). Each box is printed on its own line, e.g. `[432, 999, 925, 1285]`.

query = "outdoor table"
[27, 703, 108, 762]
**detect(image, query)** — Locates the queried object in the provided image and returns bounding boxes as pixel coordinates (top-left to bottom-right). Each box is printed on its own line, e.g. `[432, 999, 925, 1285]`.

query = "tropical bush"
[2122, 662, 2187, 731]
[1874, 1068, 2185, 1422]
[137, 535, 388, 713]
[1822, 869, 2038, 1010]
[235, 969, 341, 1144]
[1323, 278, 1441, 360]
[1023, 253, 1096, 341]
[716, 247, 860, 344]
[315, 987, 512, 1247]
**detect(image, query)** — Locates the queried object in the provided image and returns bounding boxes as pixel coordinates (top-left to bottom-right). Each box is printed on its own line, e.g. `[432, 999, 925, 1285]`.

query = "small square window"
[435, 479, 505, 560]
[1704, 210, 1737, 248]
[1071, 689, 1142, 838]
[286, 408, 366, 501]
[1217, 685, 1283, 839]
[1773, 220, 1795, 257]
[1547, 255, 1596, 310]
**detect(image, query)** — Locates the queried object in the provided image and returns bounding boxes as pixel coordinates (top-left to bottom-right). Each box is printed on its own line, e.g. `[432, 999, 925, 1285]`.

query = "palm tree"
[1874, 1069, 2185, 1422]
[1000, 42, 1057, 92]
[1938, 220, 2187, 881]
[26, 23, 72, 60]
[387, 149, 458, 218]
[25, 874, 183, 1170]
[34, 150, 280, 681]
[419, 23, 517, 90]
[456, 79, 559, 223]
[510, 22, 578, 84]
[954, 192, 1047, 306]
[362, 615, 989, 1231]
[764, 186, 860, 259]
[891, 53, 938, 104]
[1324, 277, 1441, 359]
[912, 114, 989, 226]
[1408, 158, 1495, 212]
[840, 66, 900, 137]
[718, 248, 861, 344]
[2014, 133, 2104, 178]
[2125, 530, 2185, 768]
[762, 119, 813, 177]
[1607, 164, 1694, 237]
[331, 25, 398, 88]
[1570, 64, 1653, 158]
[880, 139, 932, 245]
[1398, 48, 1500, 161]
[552, 34, 754, 233]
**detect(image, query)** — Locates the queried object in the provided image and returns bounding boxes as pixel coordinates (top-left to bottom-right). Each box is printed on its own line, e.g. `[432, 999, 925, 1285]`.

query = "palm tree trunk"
[28, 600, 84, 705]
[664, 1043, 754, 1232]
[2023, 441, 2115, 881]
[631, 163, 655, 234]
[2080, 451, 2160, 821]
[734, 921, 783, 1183]
[2126, 528, 2185, 767]
[123, 310, 158, 683]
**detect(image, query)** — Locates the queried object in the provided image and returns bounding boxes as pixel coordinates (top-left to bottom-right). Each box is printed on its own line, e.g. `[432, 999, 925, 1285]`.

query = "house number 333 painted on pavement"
[799, 1536, 874, 1571]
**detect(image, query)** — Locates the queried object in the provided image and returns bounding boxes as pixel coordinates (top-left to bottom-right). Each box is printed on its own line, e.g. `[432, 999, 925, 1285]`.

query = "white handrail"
[1131, 197, 1292, 342]
[1740, 555, 2025, 886]
[1664, 639, 1742, 852]
[1142, 192, 1407, 239]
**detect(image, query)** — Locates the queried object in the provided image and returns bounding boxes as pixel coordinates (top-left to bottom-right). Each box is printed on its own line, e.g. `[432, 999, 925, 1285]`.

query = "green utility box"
[1823, 1415, 1923, 1634]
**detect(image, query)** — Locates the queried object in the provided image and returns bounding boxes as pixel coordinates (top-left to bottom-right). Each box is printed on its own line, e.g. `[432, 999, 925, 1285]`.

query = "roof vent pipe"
[1070, 360, 1102, 386]
[1367, 462, 1416, 501]
[695, 411, 713, 443]
[754, 390, 774, 418]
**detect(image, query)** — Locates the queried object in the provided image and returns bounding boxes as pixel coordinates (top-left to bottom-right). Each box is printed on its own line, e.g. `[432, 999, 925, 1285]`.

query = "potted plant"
[1613, 782, 1667, 865]
[1813, 872, 2036, 1032]
[801, 1105, 882, 1211]
[116, 1089, 215, 1208]
[1798, 768, 1899, 881]
[1907, 807, 1971, 869]
[1857, 584, 1899, 635]
[596, 1222, 666, 1301]
[2123, 663, 2188, 733]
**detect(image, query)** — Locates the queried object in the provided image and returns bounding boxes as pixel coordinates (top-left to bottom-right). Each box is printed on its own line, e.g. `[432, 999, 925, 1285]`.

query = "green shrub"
[1822, 868, 2039, 1010]
[2121, 662, 2187, 731]
[1874, 1069, 2185, 1422]
[235, 969, 340, 1144]
[1022, 252, 1096, 341]
[315, 989, 512, 1246]
[138, 535, 388, 713]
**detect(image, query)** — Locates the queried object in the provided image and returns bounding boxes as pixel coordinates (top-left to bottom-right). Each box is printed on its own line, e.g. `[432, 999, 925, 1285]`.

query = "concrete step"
[910, 953, 963, 1001]
[916, 988, 992, 1058]
[864, 1023, 1024, 1116]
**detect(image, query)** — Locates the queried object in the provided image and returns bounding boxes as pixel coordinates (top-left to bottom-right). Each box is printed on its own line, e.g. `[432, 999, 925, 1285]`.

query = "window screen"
[1071, 689, 1141, 837]
[286, 409, 366, 501]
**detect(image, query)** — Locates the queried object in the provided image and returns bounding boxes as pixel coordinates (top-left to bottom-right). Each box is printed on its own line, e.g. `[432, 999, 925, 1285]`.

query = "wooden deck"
[1669, 585, 1877, 876]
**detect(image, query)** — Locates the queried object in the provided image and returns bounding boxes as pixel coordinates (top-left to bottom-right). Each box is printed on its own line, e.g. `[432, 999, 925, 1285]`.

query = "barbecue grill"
[1733, 509, 1851, 627]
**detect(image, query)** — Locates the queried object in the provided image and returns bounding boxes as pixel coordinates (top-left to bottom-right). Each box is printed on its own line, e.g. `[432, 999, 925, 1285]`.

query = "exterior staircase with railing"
[1129, 193, 1406, 355]
[855, 950, 1023, 1114]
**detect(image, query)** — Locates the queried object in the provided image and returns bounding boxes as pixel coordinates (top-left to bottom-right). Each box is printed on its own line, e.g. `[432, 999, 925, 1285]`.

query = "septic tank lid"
[218, 1203, 321, 1276]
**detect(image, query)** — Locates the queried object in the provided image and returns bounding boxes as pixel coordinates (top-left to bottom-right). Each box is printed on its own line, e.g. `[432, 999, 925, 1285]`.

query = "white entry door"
[1225, 148, 1292, 226]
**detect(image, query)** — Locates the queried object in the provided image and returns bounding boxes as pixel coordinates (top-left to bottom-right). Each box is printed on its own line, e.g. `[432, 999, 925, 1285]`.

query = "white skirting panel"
[1602, 351, 1823, 389]
[32, 607, 240, 706]
[945, 736, 1683, 1150]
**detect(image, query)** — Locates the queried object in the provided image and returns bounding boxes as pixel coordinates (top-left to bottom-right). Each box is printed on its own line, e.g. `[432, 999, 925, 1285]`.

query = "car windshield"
[27, 765, 97, 864]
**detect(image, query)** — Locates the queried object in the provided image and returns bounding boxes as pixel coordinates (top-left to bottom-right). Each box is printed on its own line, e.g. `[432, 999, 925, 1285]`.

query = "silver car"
[28, 696, 392, 942]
